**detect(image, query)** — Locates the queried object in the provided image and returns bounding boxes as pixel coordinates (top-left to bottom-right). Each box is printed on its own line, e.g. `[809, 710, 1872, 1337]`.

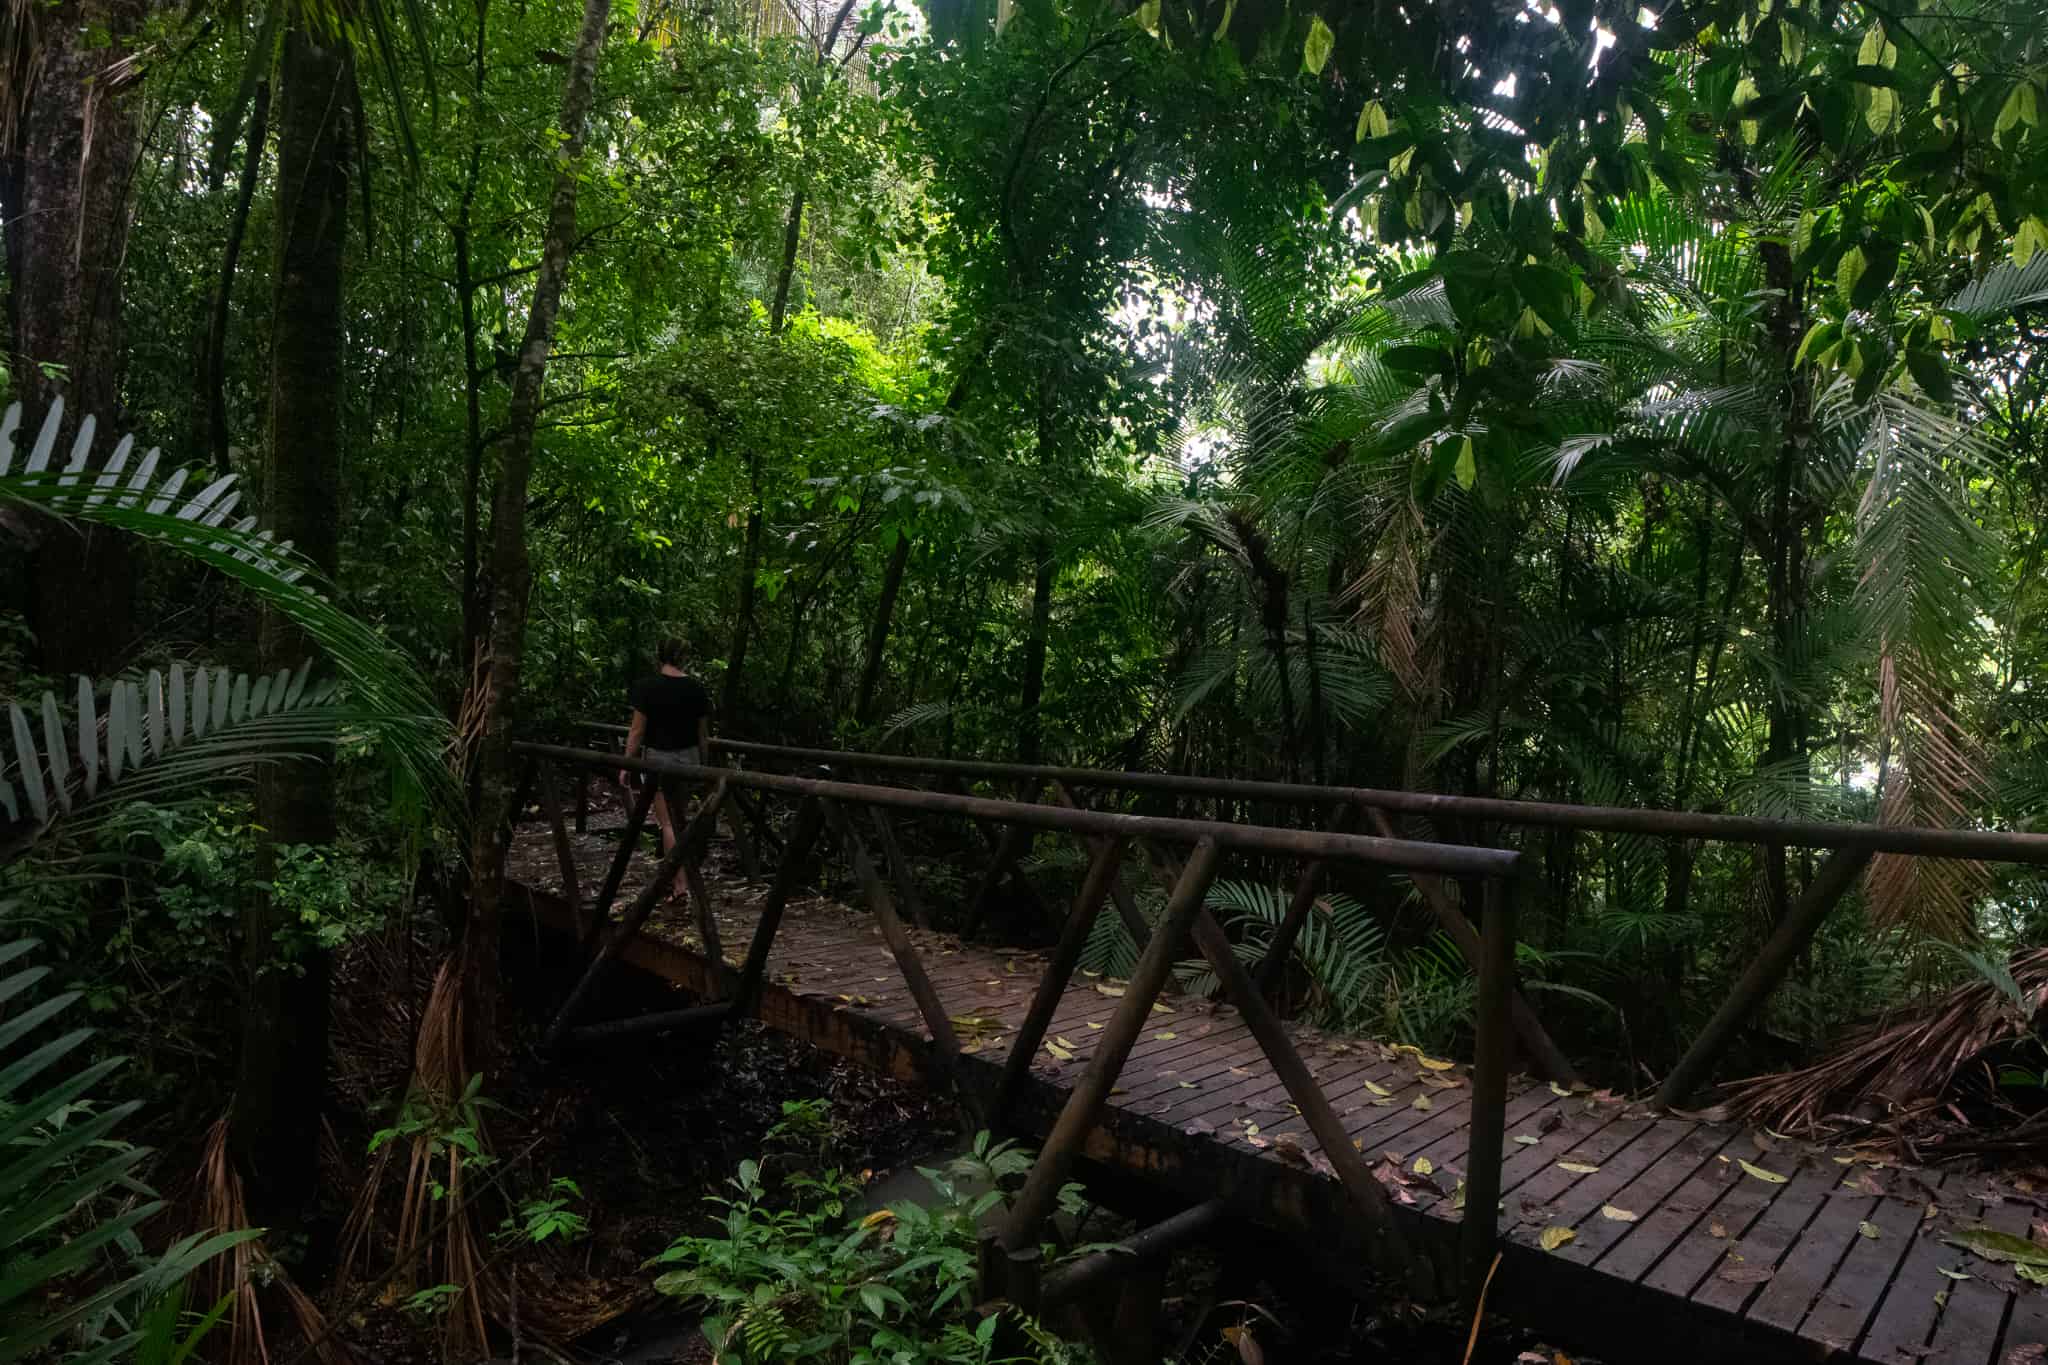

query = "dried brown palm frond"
[1723, 947, 2048, 1151]
[1865, 650, 1991, 936]
[1350, 493, 1431, 710]
[193, 1116, 355, 1365]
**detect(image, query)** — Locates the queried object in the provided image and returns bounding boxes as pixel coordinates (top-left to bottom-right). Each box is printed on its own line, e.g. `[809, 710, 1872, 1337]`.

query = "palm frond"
[0, 400, 455, 821]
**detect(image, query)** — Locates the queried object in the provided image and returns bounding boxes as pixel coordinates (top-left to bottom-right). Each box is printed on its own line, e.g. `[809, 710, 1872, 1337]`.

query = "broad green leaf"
[1837, 246, 1867, 304]
[1302, 16, 1334, 74]
[1944, 1226, 2048, 1266]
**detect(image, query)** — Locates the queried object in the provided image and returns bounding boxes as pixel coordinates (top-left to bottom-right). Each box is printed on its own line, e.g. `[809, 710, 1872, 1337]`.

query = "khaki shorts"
[643, 746, 701, 767]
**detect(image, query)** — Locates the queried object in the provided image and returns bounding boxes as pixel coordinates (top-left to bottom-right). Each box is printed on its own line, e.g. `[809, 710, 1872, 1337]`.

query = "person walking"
[619, 637, 714, 900]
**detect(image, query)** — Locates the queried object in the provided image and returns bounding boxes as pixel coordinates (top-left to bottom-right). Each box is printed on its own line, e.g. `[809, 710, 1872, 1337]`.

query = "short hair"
[657, 637, 688, 666]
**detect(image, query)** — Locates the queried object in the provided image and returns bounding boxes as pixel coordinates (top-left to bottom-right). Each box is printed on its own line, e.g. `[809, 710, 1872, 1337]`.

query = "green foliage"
[650, 1131, 1089, 1365]
[0, 931, 257, 1363]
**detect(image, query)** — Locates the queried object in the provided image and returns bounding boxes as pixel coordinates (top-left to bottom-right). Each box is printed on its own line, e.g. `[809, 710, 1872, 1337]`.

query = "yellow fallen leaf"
[1244, 1123, 1260, 1137]
[1413, 1157, 1434, 1176]
[1833, 1155, 1855, 1165]
[1412, 1095, 1433, 1110]
[1151, 1002, 1176, 1014]
[1352, 1137, 1364, 1150]
[1419, 1056, 1456, 1071]
[1054, 1036, 1077, 1049]
[1363, 1080, 1393, 1097]
[1859, 1221, 1881, 1240]
[1558, 1162, 1601, 1174]
[1087, 1021, 1103, 1030]
[1370, 1096, 1395, 1106]
[1540, 1226, 1575, 1251]
[1154, 1030, 1177, 1041]
[1045, 1042, 1073, 1060]
[1738, 1159, 1788, 1184]
[1601, 1205, 1638, 1222]
[1178, 1081, 1197, 1089]
[1514, 1135, 1541, 1146]
[1452, 1180, 1467, 1210]
[1095, 984, 1124, 997]
[1550, 1082, 1574, 1098]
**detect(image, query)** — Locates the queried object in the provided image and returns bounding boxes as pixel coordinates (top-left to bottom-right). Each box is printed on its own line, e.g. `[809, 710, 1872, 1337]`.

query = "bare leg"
[652, 788, 685, 899]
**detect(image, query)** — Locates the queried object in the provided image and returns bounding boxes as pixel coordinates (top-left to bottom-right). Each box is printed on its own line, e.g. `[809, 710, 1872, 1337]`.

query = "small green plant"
[503, 1177, 590, 1245]
[401, 1283, 467, 1318]
[649, 1133, 1091, 1365]
[368, 1072, 498, 1200]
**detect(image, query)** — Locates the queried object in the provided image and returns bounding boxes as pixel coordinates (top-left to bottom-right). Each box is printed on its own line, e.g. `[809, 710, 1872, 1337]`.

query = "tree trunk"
[196, 81, 270, 475]
[456, 7, 490, 690]
[722, 473, 761, 725]
[1017, 545, 1055, 764]
[232, 27, 351, 1229]
[463, 0, 614, 1067]
[855, 530, 911, 726]
[10, 0, 145, 677]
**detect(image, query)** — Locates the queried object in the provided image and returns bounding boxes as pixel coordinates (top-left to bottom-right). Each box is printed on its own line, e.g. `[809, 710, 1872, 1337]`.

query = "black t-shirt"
[629, 673, 712, 752]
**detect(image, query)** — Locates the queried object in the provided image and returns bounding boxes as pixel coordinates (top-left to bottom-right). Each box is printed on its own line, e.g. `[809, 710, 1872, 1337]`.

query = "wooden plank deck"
[505, 817, 2045, 1365]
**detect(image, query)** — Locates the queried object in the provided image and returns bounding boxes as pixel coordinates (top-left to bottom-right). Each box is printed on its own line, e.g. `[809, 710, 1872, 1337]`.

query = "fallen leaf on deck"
[1230, 1066, 1250, 1076]
[1717, 1263, 1774, 1284]
[1154, 1030, 1177, 1041]
[1859, 1222, 1882, 1240]
[1044, 1042, 1073, 1061]
[1412, 1095, 1433, 1110]
[1273, 1134, 1310, 1165]
[1413, 1157, 1434, 1176]
[1550, 1082, 1574, 1097]
[1453, 1180, 1467, 1211]
[1054, 1036, 1077, 1049]
[1152, 1002, 1176, 1014]
[1832, 1155, 1855, 1165]
[1514, 1135, 1542, 1145]
[1243, 1122, 1259, 1137]
[1936, 1267, 1971, 1281]
[2017, 1263, 2048, 1287]
[1087, 1021, 1103, 1030]
[1601, 1205, 1638, 1222]
[1420, 1056, 1455, 1071]
[1095, 984, 1124, 997]
[1362, 1080, 1393, 1097]
[1539, 1226, 1575, 1251]
[1947, 1226, 2048, 1267]
[1178, 1081, 1198, 1089]
[1709, 1220, 1729, 1239]
[1558, 1162, 1601, 1174]
[1935, 1290, 1950, 1309]
[1738, 1160, 1788, 1185]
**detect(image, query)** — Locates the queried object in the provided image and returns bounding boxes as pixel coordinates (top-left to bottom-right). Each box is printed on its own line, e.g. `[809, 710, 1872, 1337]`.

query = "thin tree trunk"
[722, 455, 761, 725]
[12, 0, 144, 677]
[456, 6, 490, 696]
[197, 81, 270, 475]
[1018, 545, 1055, 764]
[233, 28, 350, 1229]
[855, 530, 911, 725]
[463, 0, 614, 1067]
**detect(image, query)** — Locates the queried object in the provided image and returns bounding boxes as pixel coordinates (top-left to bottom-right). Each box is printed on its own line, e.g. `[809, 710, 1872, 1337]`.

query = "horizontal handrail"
[514, 741, 1520, 879]
[625, 733, 2048, 866]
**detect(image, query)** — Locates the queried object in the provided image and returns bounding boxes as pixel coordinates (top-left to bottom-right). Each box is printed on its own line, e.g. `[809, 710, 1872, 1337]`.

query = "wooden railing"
[514, 729, 2048, 1314]
[508, 739, 1525, 1299]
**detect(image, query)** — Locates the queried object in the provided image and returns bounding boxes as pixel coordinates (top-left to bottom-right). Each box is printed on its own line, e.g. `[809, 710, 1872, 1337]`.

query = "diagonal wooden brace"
[731, 796, 825, 1020]
[1361, 806, 1579, 1085]
[995, 835, 1129, 1125]
[1000, 840, 1220, 1254]
[819, 796, 960, 1070]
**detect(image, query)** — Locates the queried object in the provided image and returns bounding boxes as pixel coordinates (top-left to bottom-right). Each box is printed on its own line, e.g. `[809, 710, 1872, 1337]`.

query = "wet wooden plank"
[1797, 1178, 1929, 1354]
[1505, 1116, 1703, 1250]
[1682, 1150, 1836, 1312]
[1596, 1135, 1752, 1284]
[1856, 1173, 1967, 1365]
[1747, 1179, 1881, 1333]
[1922, 1196, 2030, 1365]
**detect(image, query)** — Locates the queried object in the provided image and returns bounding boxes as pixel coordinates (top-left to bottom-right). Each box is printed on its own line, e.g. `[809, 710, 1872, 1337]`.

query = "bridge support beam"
[584, 778, 658, 955]
[732, 796, 825, 1020]
[538, 762, 586, 933]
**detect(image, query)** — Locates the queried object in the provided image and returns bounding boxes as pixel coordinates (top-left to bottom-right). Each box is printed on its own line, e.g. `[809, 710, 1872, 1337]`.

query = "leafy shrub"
[650, 1132, 1091, 1365]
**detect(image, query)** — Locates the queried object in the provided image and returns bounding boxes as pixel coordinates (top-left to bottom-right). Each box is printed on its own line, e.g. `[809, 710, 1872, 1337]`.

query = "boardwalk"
[507, 814, 2046, 1365]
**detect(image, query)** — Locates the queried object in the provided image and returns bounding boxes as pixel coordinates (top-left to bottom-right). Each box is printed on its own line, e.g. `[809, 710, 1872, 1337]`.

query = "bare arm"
[620, 709, 646, 784]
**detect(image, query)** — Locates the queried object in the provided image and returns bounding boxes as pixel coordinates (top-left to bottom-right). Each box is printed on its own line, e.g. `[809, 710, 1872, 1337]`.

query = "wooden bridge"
[500, 735, 2048, 1365]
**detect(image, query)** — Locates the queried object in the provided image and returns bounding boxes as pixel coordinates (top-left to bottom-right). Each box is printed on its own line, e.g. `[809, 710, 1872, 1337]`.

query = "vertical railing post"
[1000, 840, 1220, 1254]
[868, 805, 930, 929]
[1462, 876, 1515, 1296]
